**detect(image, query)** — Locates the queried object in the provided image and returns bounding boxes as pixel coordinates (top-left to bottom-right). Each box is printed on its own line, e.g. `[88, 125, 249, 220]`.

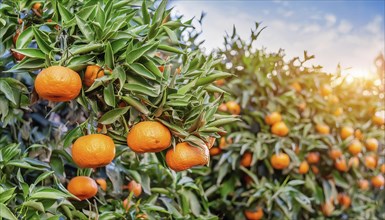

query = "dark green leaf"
[99, 107, 129, 124]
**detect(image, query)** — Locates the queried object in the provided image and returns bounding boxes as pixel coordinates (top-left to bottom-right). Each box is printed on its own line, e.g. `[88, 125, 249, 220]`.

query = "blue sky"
[170, 0, 385, 77]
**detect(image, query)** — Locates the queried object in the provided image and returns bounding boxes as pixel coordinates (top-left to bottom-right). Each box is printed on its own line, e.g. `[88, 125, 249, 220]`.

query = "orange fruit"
[294, 145, 300, 155]
[321, 201, 334, 216]
[240, 151, 253, 167]
[364, 155, 377, 169]
[316, 124, 330, 135]
[244, 207, 263, 220]
[218, 103, 228, 112]
[11, 51, 25, 61]
[340, 126, 354, 140]
[84, 65, 105, 87]
[126, 121, 171, 153]
[243, 175, 253, 186]
[13, 30, 20, 45]
[365, 138, 378, 151]
[348, 140, 362, 156]
[328, 95, 339, 104]
[372, 114, 385, 126]
[337, 193, 351, 209]
[348, 156, 359, 168]
[123, 198, 132, 211]
[271, 121, 289, 137]
[32, 2, 42, 10]
[34, 66, 82, 102]
[226, 101, 241, 115]
[118, 101, 127, 108]
[136, 213, 148, 220]
[358, 179, 369, 191]
[320, 85, 332, 97]
[265, 112, 282, 125]
[209, 147, 222, 156]
[354, 129, 364, 140]
[329, 148, 342, 160]
[219, 137, 229, 149]
[165, 142, 209, 172]
[67, 176, 98, 200]
[381, 164, 385, 174]
[333, 107, 343, 116]
[335, 158, 348, 172]
[311, 165, 319, 174]
[96, 178, 107, 191]
[72, 134, 115, 168]
[371, 175, 385, 188]
[206, 137, 216, 149]
[298, 102, 306, 111]
[215, 79, 226, 86]
[127, 180, 142, 197]
[298, 161, 309, 174]
[306, 152, 320, 164]
[271, 153, 290, 170]
[290, 82, 302, 92]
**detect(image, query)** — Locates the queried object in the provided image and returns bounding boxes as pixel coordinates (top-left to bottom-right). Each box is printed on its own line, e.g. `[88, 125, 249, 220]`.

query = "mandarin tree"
[0, 0, 235, 219]
[202, 25, 385, 219]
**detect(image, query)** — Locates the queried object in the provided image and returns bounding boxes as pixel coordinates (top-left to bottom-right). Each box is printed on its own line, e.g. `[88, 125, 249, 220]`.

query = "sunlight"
[342, 67, 376, 80]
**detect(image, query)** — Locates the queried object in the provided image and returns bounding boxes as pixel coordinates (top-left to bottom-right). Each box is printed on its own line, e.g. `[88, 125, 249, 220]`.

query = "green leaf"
[57, 2, 73, 22]
[0, 80, 16, 105]
[95, 4, 105, 28]
[332, 171, 349, 189]
[75, 16, 94, 42]
[99, 107, 129, 124]
[69, 43, 104, 56]
[66, 55, 94, 71]
[103, 83, 116, 107]
[30, 188, 70, 200]
[123, 83, 160, 97]
[5, 58, 45, 72]
[32, 28, 52, 55]
[22, 201, 45, 212]
[158, 44, 184, 54]
[143, 59, 163, 78]
[121, 96, 150, 115]
[114, 66, 126, 92]
[105, 42, 114, 69]
[0, 204, 17, 220]
[0, 187, 16, 203]
[63, 127, 82, 148]
[34, 171, 54, 186]
[126, 42, 158, 64]
[16, 27, 33, 49]
[12, 48, 45, 59]
[162, 26, 178, 44]
[128, 63, 156, 80]
[153, 0, 167, 23]
[141, 0, 150, 24]
[195, 71, 232, 87]
[0, 96, 9, 121]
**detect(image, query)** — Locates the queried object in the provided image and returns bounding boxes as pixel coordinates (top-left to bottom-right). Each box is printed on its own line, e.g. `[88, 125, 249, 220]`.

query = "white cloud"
[325, 14, 337, 27]
[337, 20, 353, 33]
[366, 15, 383, 34]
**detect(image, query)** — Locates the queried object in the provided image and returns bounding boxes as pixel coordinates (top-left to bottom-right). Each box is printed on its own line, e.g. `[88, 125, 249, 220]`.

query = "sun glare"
[343, 68, 375, 79]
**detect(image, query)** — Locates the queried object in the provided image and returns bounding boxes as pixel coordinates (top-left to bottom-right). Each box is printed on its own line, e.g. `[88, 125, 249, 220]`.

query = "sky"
[170, 0, 385, 78]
